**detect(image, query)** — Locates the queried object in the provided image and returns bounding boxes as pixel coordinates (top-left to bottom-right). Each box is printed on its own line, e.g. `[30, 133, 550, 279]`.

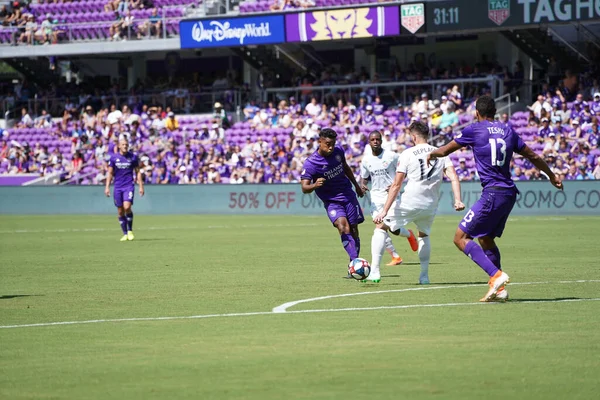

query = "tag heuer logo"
[488, 0, 510, 26]
[401, 3, 425, 34]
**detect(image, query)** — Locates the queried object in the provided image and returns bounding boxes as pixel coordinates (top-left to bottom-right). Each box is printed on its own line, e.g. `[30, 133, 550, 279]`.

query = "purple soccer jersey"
[301, 147, 364, 225]
[301, 147, 356, 203]
[109, 152, 139, 207]
[455, 120, 525, 190]
[109, 151, 139, 190]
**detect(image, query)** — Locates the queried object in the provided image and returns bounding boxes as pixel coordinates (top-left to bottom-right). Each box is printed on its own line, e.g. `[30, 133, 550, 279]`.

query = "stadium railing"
[0, 15, 184, 46]
[261, 77, 504, 106]
[2, 89, 245, 118]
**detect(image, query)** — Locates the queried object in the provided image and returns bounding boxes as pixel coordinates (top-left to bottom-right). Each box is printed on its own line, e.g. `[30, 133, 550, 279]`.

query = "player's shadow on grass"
[0, 294, 41, 300]
[131, 238, 172, 242]
[509, 297, 582, 302]
[397, 262, 443, 266]
[429, 281, 488, 285]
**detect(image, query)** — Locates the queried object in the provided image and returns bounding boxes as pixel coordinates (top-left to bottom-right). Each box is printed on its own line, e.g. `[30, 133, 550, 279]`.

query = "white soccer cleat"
[480, 272, 510, 302]
[365, 271, 381, 283]
[490, 287, 509, 302]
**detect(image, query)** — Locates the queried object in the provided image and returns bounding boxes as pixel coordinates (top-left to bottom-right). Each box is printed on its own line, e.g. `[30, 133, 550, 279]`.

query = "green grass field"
[1, 214, 599, 399]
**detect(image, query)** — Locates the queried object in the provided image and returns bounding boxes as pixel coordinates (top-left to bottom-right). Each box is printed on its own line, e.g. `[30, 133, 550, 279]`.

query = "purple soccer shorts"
[325, 198, 365, 226]
[114, 187, 135, 208]
[459, 189, 517, 238]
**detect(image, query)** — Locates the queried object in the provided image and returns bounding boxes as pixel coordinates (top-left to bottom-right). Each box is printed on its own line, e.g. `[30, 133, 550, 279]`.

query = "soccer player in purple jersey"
[104, 138, 145, 241]
[427, 96, 563, 302]
[301, 128, 367, 274]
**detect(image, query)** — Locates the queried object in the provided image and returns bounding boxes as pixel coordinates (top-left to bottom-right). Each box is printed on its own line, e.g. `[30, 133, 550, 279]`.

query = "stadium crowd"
[2, 73, 600, 184]
[0, 0, 184, 45]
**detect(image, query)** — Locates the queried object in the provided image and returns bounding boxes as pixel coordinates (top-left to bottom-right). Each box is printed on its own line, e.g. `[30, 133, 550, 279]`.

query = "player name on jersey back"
[397, 144, 452, 211]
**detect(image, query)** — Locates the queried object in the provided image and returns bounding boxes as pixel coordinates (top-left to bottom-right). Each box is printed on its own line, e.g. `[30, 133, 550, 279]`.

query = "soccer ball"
[348, 258, 371, 280]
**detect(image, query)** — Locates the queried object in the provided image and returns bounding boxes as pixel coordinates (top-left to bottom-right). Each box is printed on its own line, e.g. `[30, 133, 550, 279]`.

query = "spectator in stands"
[130, 0, 146, 10]
[137, 8, 162, 40]
[529, 95, 551, 119]
[19, 14, 36, 45]
[432, 126, 452, 148]
[243, 100, 260, 120]
[213, 102, 229, 129]
[417, 93, 434, 115]
[593, 159, 600, 179]
[270, 0, 290, 11]
[299, 78, 313, 104]
[5, 5, 22, 27]
[439, 102, 459, 130]
[513, 166, 527, 181]
[592, 93, 600, 114]
[109, 11, 123, 41]
[289, 97, 301, 115]
[561, 70, 578, 102]
[32, 110, 49, 128]
[165, 112, 179, 131]
[448, 85, 463, 109]
[120, 11, 135, 40]
[35, 14, 56, 45]
[555, 102, 571, 124]
[305, 96, 320, 118]
[17, 108, 33, 128]
[455, 158, 470, 180]
[576, 164, 594, 180]
[0, 5, 10, 25]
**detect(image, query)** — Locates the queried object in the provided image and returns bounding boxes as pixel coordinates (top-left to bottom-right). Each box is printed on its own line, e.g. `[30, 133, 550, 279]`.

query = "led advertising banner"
[285, 6, 400, 42]
[427, 0, 600, 33]
[180, 14, 286, 49]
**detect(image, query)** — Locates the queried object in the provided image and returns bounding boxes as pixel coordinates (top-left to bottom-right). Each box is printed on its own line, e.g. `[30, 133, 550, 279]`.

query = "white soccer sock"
[384, 233, 399, 258]
[395, 227, 410, 238]
[370, 228, 387, 278]
[418, 236, 431, 282]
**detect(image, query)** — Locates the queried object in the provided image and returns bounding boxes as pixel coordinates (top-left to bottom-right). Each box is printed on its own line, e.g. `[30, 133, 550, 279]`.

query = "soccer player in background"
[373, 122, 465, 284]
[105, 137, 144, 241]
[301, 128, 367, 273]
[427, 95, 562, 301]
[360, 131, 418, 267]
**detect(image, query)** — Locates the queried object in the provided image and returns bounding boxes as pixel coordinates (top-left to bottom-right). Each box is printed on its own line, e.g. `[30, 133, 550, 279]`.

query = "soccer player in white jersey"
[360, 131, 418, 267]
[372, 121, 465, 283]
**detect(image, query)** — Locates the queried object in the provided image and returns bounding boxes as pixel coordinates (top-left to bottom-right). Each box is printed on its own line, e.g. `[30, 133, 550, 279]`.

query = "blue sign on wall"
[180, 15, 286, 49]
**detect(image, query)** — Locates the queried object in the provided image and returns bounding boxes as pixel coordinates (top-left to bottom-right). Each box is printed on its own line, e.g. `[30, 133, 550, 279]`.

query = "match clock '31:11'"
[432, 6, 460, 26]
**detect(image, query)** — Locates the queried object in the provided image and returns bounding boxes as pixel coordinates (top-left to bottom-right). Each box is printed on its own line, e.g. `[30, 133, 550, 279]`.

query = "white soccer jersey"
[396, 143, 452, 210]
[360, 148, 399, 203]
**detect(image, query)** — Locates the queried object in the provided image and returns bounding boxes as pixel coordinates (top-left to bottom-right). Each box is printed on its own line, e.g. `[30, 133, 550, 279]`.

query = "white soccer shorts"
[383, 205, 437, 236]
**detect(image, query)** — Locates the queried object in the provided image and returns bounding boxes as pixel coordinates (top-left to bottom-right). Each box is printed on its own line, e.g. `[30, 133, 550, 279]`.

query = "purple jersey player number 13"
[427, 95, 562, 302]
[454, 120, 525, 191]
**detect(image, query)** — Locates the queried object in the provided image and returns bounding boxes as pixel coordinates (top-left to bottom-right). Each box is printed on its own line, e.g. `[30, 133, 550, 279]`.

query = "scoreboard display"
[425, 0, 600, 33]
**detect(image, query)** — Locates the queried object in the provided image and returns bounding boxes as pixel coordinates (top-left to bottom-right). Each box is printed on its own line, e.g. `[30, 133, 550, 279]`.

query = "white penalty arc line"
[1, 280, 599, 330]
[0, 223, 319, 235]
[271, 279, 600, 313]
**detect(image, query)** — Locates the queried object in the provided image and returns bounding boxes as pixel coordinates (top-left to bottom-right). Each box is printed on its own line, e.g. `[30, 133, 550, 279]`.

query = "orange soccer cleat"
[407, 230, 419, 252]
[386, 256, 403, 266]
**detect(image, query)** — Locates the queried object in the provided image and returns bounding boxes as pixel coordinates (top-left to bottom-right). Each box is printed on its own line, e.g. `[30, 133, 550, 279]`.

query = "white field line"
[1, 280, 599, 330]
[0, 223, 319, 234]
[271, 279, 600, 313]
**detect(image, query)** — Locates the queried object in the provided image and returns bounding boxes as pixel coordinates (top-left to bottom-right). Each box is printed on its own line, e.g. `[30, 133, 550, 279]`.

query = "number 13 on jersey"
[489, 138, 507, 167]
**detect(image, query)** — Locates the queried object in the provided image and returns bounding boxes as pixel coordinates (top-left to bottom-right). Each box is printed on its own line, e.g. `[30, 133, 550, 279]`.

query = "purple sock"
[126, 212, 133, 231]
[355, 236, 361, 257]
[118, 216, 128, 235]
[484, 247, 501, 270]
[464, 241, 499, 277]
[340, 233, 358, 261]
